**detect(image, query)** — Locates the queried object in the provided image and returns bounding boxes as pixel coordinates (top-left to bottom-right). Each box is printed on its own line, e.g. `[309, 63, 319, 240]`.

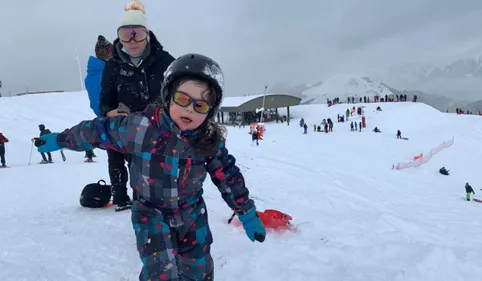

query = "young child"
[252, 129, 259, 146]
[35, 54, 266, 280]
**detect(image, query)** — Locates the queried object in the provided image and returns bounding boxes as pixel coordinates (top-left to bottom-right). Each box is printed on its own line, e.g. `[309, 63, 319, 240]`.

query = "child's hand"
[35, 133, 61, 153]
[238, 207, 266, 243]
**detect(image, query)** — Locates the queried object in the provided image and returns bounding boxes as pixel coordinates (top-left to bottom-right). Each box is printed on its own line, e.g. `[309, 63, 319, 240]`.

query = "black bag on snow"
[80, 180, 112, 208]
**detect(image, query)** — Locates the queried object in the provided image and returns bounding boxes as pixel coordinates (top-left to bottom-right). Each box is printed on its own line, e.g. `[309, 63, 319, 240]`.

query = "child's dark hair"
[170, 77, 226, 155]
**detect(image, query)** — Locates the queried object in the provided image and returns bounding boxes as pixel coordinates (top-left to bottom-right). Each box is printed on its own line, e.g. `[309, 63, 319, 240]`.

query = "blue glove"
[35, 133, 61, 153]
[238, 207, 266, 243]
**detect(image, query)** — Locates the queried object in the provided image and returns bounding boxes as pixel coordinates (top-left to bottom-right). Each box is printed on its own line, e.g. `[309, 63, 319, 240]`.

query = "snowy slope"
[301, 74, 394, 104]
[1, 92, 482, 281]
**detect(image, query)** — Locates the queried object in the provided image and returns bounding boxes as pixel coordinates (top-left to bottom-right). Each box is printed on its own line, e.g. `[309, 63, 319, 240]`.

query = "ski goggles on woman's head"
[172, 91, 211, 114]
[117, 26, 148, 43]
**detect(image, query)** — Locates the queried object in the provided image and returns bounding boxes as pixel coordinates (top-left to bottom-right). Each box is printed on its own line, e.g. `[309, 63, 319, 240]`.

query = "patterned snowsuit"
[57, 105, 254, 280]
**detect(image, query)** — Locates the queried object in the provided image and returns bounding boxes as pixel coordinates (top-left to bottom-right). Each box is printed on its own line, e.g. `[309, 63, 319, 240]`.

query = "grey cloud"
[1, 0, 482, 98]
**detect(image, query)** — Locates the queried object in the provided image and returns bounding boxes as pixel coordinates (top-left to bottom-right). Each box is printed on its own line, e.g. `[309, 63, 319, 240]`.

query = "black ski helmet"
[161, 53, 224, 119]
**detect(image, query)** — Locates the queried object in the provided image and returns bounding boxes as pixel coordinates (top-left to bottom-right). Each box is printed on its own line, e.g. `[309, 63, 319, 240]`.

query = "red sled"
[257, 209, 293, 230]
[473, 198, 482, 203]
[228, 209, 295, 233]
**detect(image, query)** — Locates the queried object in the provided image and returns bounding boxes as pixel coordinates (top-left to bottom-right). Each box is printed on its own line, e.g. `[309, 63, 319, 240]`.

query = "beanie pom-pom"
[124, 0, 146, 14]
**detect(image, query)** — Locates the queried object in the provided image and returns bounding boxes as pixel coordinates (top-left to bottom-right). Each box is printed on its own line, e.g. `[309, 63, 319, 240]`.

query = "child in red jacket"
[0, 132, 8, 167]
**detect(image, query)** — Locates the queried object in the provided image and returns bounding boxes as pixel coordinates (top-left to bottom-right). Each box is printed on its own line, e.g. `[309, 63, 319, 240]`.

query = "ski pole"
[61, 150, 66, 161]
[227, 212, 236, 224]
[28, 139, 34, 165]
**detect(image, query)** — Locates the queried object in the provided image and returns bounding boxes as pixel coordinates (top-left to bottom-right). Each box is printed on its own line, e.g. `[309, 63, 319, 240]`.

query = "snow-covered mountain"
[381, 83, 464, 112]
[464, 99, 482, 111]
[386, 63, 444, 86]
[445, 57, 482, 77]
[296, 74, 464, 112]
[268, 81, 323, 97]
[385, 57, 482, 101]
[301, 74, 393, 104]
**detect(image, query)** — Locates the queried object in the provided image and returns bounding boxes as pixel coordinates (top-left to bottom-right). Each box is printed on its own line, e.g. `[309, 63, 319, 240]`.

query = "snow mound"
[2, 91, 482, 280]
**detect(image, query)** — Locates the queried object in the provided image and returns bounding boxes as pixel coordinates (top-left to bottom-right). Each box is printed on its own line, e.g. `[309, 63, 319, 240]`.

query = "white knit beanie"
[120, 0, 147, 28]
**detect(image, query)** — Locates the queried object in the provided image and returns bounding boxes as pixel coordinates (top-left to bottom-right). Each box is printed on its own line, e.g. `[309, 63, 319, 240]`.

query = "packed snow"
[1, 91, 482, 281]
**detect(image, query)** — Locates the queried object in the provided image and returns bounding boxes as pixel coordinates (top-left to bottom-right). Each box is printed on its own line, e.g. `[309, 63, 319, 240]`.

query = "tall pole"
[260, 85, 268, 122]
[75, 48, 84, 91]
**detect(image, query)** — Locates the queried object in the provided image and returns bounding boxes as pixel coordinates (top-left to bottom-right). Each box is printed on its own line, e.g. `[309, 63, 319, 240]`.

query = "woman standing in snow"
[35, 53, 266, 280]
[99, 0, 175, 211]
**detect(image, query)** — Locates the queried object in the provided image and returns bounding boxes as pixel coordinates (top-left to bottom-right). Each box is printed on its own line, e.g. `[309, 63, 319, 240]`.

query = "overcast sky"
[1, 0, 482, 97]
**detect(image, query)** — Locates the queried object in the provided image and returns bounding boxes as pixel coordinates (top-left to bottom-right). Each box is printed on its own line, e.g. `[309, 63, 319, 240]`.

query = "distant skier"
[299, 118, 304, 127]
[373, 127, 381, 133]
[303, 123, 308, 134]
[0, 131, 8, 167]
[466, 183, 475, 201]
[350, 122, 354, 131]
[252, 129, 259, 146]
[327, 118, 333, 132]
[38, 124, 53, 163]
[439, 167, 449, 175]
[397, 130, 402, 139]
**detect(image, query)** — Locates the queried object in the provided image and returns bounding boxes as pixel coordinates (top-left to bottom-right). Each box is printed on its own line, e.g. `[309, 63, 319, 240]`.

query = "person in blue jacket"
[84, 35, 113, 162]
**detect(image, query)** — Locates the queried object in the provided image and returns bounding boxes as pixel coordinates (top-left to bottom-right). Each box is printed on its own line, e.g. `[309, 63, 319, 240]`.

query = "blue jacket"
[85, 56, 106, 116]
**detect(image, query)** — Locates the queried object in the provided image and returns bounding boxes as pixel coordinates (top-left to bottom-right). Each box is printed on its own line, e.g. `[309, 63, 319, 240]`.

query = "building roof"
[220, 93, 301, 112]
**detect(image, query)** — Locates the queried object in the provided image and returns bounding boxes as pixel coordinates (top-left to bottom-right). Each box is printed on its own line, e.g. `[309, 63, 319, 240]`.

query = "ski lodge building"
[217, 93, 301, 125]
